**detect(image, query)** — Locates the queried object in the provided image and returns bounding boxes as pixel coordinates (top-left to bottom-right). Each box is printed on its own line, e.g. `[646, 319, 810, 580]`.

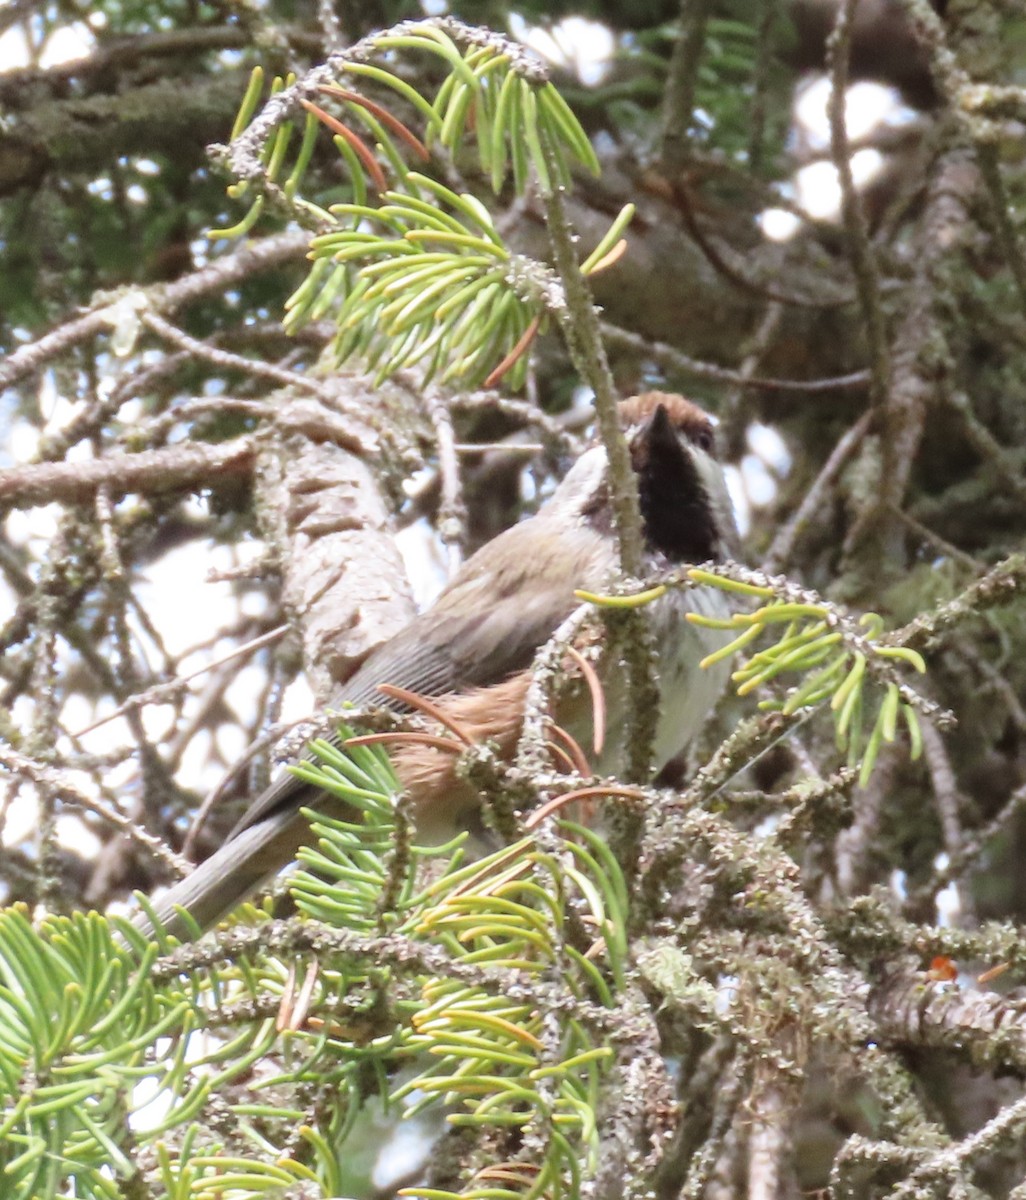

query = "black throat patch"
[634, 404, 719, 564]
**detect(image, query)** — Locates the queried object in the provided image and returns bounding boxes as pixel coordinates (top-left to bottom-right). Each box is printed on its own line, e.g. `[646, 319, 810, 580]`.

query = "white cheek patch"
[546, 445, 609, 520]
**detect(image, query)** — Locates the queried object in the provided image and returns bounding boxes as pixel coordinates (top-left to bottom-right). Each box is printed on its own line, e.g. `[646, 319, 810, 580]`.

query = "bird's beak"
[632, 402, 686, 470]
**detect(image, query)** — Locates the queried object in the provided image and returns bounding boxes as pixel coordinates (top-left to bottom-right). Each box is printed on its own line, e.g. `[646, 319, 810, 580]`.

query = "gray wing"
[229, 511, 613, 835]
[138, 501, 614, 939]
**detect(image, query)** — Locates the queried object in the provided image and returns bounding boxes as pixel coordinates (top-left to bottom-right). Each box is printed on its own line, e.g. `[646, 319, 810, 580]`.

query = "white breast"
[571, 583, 735, 779]
[649, 583, 734, 769]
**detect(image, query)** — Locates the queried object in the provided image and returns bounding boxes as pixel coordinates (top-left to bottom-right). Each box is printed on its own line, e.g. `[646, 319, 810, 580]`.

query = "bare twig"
[422, 391, 466, 576]
[896, 0, 1026, 311]
[141, 311, 337, 401]
[0, 232, 309, 393]
[764, 411, 871, 572]
[889, 553, 1026, 651]
[826, 0, 890, 412]
[843, 148, 979, 571]
[943, 389, 1026, 505]
[660, 0, 714, 175]
[919, 719, 967, 872]
[74, 625, 288, 738]
[0, 436, 256, 508]
[600, 322, 871, 394]
[0, 747, 191, 878]
[886, 504, 983, 572]
[541, 160, 643, 577]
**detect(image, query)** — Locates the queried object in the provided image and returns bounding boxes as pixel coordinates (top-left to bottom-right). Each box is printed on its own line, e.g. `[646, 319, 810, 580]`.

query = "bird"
[137, 391, 740, 940]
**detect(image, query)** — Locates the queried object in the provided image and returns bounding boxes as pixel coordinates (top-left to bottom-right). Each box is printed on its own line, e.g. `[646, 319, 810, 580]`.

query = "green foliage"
[581, 9, 791, 168]
[631, 16, 760, 143]
[579, 567, 930, 787]
[0, 736, 628, 1199]
[686, 569, 928, 786]
[285, 179, 538, 388]
[367, 25, 601, 191]
[288, 734, 628, 1199]
[213, 21, 631, 389]
[0, 909, 177, 1199]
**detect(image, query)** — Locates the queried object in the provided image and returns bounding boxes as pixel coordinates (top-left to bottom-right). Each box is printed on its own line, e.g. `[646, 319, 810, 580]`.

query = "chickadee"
[139, 392, 740, 939]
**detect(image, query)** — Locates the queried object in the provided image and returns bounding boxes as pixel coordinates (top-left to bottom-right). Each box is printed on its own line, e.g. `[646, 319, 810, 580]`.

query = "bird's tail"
[133, 805, 313, 942]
